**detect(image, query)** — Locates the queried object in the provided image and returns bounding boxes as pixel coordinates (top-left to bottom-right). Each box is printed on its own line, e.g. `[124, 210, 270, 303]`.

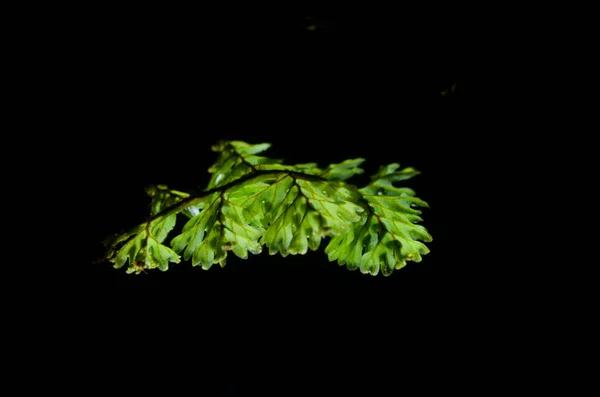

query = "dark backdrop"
[20, 10, 576, 394]
[68, 14, 469, 302]
[44, 11, 472, 389]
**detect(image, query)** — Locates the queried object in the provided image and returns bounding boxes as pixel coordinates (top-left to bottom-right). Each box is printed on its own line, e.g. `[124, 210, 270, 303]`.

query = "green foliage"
[105, 185, 185, 274]
[325, 164, 432, 276]
[102, 141, 432, 276]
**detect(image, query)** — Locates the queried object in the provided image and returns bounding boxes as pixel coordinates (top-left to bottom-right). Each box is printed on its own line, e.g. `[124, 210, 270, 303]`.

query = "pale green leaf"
[145, 184, 189, 216]
[110, 214, 181, 274]
[207, 141, 283, 189]
[325, 164, 431, 276]
[318, 158, 365, 181]
[170, 190, 264, 270]
[258, 176, 363, 256]
[103, 141, 431, 277]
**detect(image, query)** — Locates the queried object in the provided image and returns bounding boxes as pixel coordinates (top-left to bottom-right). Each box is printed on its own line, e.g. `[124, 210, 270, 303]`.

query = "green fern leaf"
[325, 163, 432, 276]
[256, 175, 363, 256]
[105, 185, 185, 274]
[170, 190, 264, 270]
[169, 171, 364, 267]
[318, 158, 365, 181]
[144, 184, 190, 215]
[109, 215, 181, 274]
[101, 141, 431, 276]
[207, 140, 283, 189]
[207, 140, 364, 185]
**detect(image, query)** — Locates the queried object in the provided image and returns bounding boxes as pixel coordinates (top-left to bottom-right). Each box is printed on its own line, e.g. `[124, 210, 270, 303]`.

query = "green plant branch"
[100, 141, 431, 276]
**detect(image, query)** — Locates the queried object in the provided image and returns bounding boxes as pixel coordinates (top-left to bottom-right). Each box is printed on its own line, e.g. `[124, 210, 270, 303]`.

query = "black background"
[30, 10, 478, 391]
[18, 9, 587, 394]
[66, 13, 471, 314]
[78, 11, 467, 286]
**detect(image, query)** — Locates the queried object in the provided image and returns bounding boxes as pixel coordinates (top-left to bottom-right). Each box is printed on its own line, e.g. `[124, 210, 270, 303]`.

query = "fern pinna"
[101, 141, 432, 276]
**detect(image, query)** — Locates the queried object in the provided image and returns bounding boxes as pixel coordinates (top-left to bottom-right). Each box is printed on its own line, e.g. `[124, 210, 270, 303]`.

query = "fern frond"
[169, 172, 363, 269]
[100, 142, 431, 276]
[325, 163, 432, 276]
[105, 185, 186, 274]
